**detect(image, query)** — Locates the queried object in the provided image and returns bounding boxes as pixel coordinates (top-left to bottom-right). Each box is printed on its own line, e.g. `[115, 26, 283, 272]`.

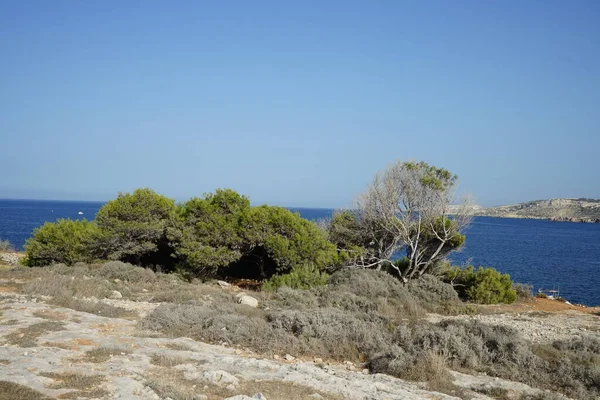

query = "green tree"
[168, 189, 251, 277]
[24, 219, 99, 266]
[230, 205, 340, 279]
[170, 189, 341, 280]
[95, 188, 177, 267]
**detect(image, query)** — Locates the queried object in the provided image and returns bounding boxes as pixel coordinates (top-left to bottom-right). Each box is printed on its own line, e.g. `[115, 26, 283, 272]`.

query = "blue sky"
[1, 1, 599, 207]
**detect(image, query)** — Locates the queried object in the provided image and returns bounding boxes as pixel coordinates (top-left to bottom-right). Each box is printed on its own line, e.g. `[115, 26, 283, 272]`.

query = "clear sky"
[1, 1, 599, 207]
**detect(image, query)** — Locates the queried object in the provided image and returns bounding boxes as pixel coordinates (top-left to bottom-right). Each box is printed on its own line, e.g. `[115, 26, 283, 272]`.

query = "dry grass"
[43, 341, 75, 350]
[149, 353, 191, 367]
[49, 296, 135, 318]
[145, 368, 342, 400]
[0, 381, 52, 400]
[78, 346, 132, 363]
[401, 351, 466, 397]
[164, 342, 197, 352]
[0, 359, 10, 365]
[32, 309, 68, 321]
[39, 371, 107, 399]
[4, 321, 65, 347]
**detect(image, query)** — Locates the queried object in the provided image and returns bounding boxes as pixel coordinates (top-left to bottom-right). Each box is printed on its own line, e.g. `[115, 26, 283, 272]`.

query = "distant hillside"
[476, 198, 600, 222]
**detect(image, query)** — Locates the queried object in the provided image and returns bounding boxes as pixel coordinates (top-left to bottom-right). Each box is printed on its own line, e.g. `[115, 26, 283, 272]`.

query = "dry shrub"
[139, 302, 300, 355]
[49, 296, 135, 318]
[406, 274, 460, 309]
[268, 308, 391, 361]
[368, 320, 600, 399]
[513, 283, 534, 300]
[164, 342, 196, 352]
[0, 381, 52, 400]
[21, 273, 111, 299]
[38, 371, 108, 399]
[93, 261, 157, 283]
[150, 353, 190, 367]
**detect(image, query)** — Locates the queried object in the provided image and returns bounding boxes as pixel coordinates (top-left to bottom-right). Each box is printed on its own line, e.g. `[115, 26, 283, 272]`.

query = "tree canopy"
[328, 160, 472, 281]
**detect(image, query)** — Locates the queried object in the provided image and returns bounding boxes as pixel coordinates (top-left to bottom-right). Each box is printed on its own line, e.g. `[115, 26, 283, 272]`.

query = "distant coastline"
[474, 198, 600, 223]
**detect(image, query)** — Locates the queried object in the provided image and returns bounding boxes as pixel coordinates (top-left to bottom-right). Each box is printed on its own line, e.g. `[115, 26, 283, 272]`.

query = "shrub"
[171, 189, 340, 280]
[536, 292, 548, 299]
[513, 283, 534, 300]
[262, 263, 329, 291]
[0, 239, 14, 252]
[406, 274, 460, 310]
[227, 205, 340, 279]
[24, 219, 100, 267]
[95, 188, 177, 268]
[443, 265, 517, 304]
[168, 189, 250, 277]
[95, 261, 157, 283]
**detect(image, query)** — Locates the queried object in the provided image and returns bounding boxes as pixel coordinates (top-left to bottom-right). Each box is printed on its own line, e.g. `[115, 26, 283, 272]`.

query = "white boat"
[78, 211, 83, 215]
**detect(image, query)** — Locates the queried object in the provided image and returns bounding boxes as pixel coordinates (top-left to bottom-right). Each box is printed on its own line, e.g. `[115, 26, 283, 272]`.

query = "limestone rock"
[237, 295, 259, 308]
[109, 290, 123, 299]
[202, 370, 239, 387]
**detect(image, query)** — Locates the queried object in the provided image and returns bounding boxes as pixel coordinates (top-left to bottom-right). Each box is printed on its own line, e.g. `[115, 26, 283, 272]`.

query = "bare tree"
[333, 160, 473, 282]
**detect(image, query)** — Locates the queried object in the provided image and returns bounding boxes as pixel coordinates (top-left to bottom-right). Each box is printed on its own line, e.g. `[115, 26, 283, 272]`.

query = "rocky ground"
[2, 290, 595, 399]
[428, 301, 600, 345]
[1, 257, 598, 400]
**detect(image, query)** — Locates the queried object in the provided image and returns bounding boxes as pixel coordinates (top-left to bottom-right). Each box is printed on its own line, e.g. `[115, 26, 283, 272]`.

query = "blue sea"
[1, 200, 599, 306]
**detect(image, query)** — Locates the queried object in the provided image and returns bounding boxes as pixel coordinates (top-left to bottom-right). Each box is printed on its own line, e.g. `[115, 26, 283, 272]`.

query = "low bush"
[141, 269, 459, 364]
[94, 261, 157, 283]
[443, 265, 517, 304]
[406, 274, 460, 311]
[262, 263, 329, 292]
[513, 283, 534, 300]
[0, 239, 14, 252]
[369, 320, 600, 399]
[536, 292, 548, 299]
[24, 219, 100, 266]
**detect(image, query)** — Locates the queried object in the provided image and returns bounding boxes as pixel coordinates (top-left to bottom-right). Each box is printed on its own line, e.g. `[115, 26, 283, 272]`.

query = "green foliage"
[237, 205, 340, 278]
[261, 263, 330, 292]
[95, 188, 177, 267]
[168, 189, 340, 280]
[169, 189, 250, 277]
[407, 217, 465, 270]
[24, 219, 100, 266]
[404, 161, 456, 191]
[443, 265, 517, 304]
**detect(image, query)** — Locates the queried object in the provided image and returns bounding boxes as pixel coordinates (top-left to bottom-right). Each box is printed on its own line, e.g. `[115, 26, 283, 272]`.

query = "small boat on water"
[78, 211, 84, 215]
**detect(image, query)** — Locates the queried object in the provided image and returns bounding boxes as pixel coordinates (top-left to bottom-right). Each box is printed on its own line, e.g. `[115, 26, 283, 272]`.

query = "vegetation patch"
[164, 342, 197, 352]
[48, 296, 135, 319]
[149, 353, 191, 367]
[32, 309, 68, 321]
[0, 381, 52, 400]
[443, 265, 517, 304]
[5, 321, 65, 347]
[39, 371, 107, 399]
[79, 346, 132, 363]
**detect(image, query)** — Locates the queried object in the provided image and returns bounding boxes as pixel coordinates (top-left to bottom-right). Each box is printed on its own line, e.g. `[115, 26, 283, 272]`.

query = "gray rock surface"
[1, 291, 590, 399]
[0, 293, 465, 399]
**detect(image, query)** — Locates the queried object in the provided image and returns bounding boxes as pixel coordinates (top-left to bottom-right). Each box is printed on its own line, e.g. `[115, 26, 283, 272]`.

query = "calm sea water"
[2, 200, 599, 306]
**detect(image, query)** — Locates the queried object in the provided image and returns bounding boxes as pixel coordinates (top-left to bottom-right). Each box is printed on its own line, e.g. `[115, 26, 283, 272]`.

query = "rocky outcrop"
[0, 252, 24, 266]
